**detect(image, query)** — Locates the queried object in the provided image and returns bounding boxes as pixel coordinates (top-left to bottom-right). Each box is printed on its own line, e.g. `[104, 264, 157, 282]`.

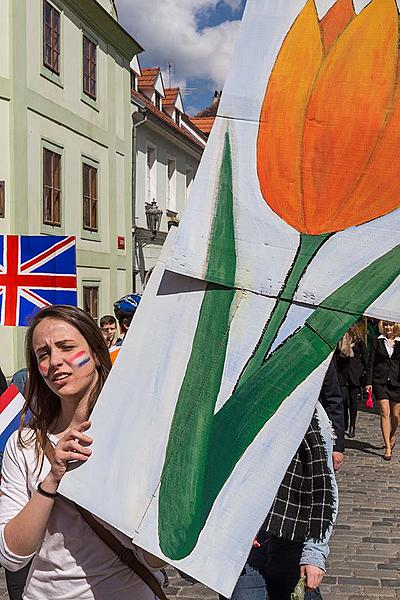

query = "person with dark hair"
[335, 324, 367, 438]
[99, 314, 118, 349]
[113, 293, 142, 345]
[109, 294, 142, 364]
[0, 305, 164, 599]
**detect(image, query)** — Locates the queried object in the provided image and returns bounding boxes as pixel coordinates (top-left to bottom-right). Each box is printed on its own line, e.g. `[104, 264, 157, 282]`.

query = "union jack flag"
[0, 235, 77, 327]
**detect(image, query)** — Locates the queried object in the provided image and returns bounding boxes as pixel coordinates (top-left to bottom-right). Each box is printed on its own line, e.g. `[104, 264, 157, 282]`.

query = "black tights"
[340, 385, 360, 430]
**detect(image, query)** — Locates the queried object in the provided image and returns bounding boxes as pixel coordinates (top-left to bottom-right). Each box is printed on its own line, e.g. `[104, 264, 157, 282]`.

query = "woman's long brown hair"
[18, 305, 112, 464]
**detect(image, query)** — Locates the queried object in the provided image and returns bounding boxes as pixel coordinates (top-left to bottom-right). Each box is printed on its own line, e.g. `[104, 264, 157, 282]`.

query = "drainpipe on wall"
[132, 107, 147, 292]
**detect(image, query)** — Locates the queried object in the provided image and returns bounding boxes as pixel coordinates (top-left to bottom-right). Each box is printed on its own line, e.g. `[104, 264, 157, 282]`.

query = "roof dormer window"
[175, 109, 181, 126]
[155, 92, 162, 110]
[131, 70, 137, 95]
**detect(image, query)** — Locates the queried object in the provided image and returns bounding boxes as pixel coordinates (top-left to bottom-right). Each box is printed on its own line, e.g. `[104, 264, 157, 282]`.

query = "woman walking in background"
[335, 324, 367, 438]
[366, 321, 400, 461]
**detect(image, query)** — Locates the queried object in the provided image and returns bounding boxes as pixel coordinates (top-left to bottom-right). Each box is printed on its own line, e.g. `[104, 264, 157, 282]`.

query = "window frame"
[82, 33, 97, 102]
[43, 0, 61, 75]
[154, 92, 162, 110]
[40, 0, 63, 87]
[43, 146, 62, 228]
[82, 284, 99, 323]
[82, 162, 98, 232]
[81, 155, 101, 242]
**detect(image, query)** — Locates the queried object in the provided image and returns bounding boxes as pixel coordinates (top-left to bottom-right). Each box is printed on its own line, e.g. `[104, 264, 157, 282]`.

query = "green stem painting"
[158, 131, 400, 561]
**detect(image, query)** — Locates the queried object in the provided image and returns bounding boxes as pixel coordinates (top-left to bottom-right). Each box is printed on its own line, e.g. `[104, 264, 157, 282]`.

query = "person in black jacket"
[318, 358, 345, 471]
[365, 320, 400, 461]
[0, 367, 7, 396]
[335, 325, 368, 438]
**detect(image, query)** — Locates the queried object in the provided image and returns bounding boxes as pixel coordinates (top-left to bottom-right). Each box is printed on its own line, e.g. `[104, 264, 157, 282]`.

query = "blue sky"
[116, 0, 246, 115]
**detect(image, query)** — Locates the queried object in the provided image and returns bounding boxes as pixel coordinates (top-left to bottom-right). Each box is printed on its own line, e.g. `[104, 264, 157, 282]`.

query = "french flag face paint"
[39, 363, 49, 378]
[69, 351, 91, 369]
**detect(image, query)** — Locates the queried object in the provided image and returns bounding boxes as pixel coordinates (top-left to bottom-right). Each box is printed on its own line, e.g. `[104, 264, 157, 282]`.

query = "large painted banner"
[61, 0, 400, 595]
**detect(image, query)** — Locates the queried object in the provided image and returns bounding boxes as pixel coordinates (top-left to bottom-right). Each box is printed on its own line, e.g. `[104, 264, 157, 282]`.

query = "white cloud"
[116, 0, 243, 88]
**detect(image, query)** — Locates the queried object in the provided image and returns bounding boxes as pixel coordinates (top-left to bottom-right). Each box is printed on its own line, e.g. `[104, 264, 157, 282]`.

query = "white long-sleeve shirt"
[0, 430, 162, 600]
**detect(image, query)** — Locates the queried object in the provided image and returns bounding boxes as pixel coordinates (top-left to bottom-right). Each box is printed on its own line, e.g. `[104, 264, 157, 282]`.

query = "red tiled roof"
[131, 89, 205, 150]
[194, 98, 220, 118]
[138, 67, 159, 89]
[190, 117, 215, 135]
[163, 88, 179, 108]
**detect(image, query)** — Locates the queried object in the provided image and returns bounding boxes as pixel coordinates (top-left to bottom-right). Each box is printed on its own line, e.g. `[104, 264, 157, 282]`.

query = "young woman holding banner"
[0, 305, 164, 599]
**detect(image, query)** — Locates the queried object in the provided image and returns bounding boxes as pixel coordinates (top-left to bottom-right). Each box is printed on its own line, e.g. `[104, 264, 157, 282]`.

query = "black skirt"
[374, 382, 400, 402]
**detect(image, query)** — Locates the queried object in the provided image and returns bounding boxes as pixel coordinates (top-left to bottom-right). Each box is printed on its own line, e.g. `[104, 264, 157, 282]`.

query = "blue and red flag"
[0, 235, 77, 327]
[0, 385, 25, 454]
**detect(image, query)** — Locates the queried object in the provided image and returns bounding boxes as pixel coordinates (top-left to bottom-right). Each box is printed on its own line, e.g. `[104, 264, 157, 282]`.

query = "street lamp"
[145, 200, 163, 238]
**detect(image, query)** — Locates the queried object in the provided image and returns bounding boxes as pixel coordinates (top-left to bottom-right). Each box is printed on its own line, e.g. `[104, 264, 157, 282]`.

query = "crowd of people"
[0, 309, 398, 600]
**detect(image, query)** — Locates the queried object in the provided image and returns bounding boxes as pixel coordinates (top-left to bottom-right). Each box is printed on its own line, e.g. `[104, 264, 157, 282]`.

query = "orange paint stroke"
[257, 0, 322, 233]
[257, 0, 400, 234]
[320, 0, 354, 54]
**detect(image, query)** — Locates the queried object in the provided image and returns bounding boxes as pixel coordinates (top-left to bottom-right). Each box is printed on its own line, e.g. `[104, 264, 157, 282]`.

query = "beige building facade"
[0, 0, 141, 375]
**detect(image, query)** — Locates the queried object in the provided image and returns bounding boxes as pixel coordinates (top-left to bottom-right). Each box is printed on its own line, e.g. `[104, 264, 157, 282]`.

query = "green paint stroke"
[158, 131, 237, 559]
[237, 233, 329, 390]
[160, 240, 400, 559]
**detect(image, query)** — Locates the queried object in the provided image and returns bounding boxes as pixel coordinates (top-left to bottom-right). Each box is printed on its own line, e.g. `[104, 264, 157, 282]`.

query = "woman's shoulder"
[4, 428, 36, 461]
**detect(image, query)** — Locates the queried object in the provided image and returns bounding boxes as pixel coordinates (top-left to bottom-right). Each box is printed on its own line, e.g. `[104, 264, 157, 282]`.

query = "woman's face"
[383, 322, 395, 338]
[32, 317, 99, 401]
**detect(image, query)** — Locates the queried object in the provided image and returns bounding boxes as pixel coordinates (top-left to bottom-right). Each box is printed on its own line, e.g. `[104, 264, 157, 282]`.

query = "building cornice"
[64, 0, 143, 60]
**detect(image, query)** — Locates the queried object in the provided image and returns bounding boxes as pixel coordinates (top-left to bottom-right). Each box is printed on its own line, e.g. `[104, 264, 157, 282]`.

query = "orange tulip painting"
[257, 0, 400, 235]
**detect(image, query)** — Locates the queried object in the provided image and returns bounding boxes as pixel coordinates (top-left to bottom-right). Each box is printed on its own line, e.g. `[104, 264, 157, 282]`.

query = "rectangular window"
[83, 286, 99, 322]
[0, 181, 5, 218]
[130, 71, 136, 95]
[175, 110, 181, 126]
[154, 92, 162, 110]
[146, 146, 156, 203]
[43, 148, 61, 226]
[167, 158, 176, 212]
[83, 35, 97, 99]
[43, 0, 60, 74]
[83, 163, 98, 231]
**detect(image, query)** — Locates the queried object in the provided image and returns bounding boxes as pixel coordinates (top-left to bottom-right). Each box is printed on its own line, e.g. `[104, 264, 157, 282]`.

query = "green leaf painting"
[158, 131, 400, 559]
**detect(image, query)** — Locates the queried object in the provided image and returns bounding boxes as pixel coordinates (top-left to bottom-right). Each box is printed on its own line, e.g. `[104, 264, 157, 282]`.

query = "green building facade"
[0, 0, 142, 376]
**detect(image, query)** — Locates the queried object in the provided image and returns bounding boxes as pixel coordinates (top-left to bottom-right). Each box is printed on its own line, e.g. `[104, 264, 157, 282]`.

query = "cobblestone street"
[0, 408, 398, 599]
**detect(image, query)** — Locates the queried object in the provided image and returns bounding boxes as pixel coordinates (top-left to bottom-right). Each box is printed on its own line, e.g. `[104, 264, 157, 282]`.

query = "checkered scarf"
[261, 412, 335, 542]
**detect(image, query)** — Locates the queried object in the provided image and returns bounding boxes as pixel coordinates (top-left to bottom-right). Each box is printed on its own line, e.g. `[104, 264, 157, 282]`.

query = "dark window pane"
[44, 2, 52, 25]
[53, 190, 61, 224]
[53, 53, 59, 73]
[83, 36, 90, 59]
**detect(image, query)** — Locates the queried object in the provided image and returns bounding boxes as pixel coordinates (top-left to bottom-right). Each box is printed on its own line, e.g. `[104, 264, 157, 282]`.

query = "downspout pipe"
[132, 107, 148, 292]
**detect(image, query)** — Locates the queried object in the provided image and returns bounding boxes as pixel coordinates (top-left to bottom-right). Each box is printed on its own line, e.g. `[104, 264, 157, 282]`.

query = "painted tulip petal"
[257, 0, 323, 233]
[302, 0, 398, 233]
[319, 0, 355, 53]
[348, 63, 400, 221]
